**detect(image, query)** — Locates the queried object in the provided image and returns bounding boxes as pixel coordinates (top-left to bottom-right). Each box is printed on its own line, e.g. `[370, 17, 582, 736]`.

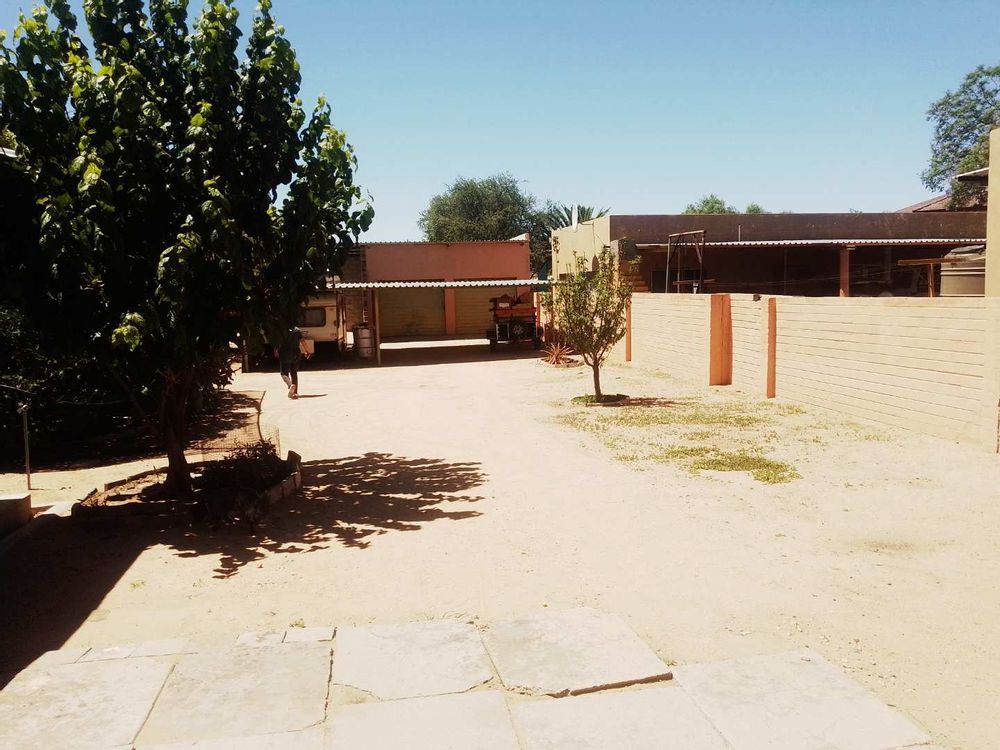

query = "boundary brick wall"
[730, 294, 767, 393]
[774, 297, 995, 444]
[627, 294, 712, 384]
[624, 293, 1000, 449]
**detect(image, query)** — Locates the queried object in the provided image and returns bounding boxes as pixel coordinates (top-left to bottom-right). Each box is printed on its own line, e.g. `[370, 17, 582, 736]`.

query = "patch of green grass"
[603, 403, 766, 429]
[690, 451, 799, 484]
[777, 403, 807, 416]
[553, 413, 600, 433]
[571, 393, 629, 405]
[289, 618, 305, 628]
[652, 445, 715, 460]
[684, 429, 718, 441]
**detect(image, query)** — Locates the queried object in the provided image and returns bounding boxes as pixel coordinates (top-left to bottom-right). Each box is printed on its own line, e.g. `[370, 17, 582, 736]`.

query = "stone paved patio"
[0, 608, 940, 749]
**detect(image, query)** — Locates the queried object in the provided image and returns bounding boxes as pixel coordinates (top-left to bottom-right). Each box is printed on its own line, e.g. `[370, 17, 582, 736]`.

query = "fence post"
[766, 297, 777, 398]
[708, 294, 732, 386]
[625, 298, 632, 363]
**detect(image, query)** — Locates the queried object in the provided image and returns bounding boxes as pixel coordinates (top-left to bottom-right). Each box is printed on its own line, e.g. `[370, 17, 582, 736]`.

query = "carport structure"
[335, 279, 551, 364]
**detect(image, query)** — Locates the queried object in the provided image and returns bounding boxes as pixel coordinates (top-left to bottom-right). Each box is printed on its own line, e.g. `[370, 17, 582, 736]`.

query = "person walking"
[274, 326, 310, 399]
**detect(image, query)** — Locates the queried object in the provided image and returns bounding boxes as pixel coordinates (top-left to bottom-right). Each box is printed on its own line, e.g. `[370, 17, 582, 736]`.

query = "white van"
[297, 291, 347, 356]
[241, 291, 346, 371]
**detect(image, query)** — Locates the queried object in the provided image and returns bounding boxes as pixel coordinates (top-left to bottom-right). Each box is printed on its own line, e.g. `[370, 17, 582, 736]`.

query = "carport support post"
[19, 404, 31, 490]
[839, 246, 852, 297]
[373, 289, 382, 366]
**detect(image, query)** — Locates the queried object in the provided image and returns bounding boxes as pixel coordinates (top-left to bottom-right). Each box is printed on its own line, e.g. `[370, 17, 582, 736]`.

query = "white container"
[354, 325, 374, 359]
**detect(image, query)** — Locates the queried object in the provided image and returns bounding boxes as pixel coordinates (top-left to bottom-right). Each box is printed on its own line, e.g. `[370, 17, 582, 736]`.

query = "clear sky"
[2, 0, 998, 239]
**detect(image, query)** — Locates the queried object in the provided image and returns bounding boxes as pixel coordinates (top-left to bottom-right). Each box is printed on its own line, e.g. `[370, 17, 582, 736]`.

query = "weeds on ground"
[689, 450, 799, 484]
[684, 430, 719, 441]
[571, 393, 629, 405]
[553, 395, 800, 484]
[603, 402, 767, 429]
[777, 403, 806, 416]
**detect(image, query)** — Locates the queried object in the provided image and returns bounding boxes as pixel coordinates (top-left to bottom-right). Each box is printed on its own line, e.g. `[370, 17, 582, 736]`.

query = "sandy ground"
[2, 339, 999, 750]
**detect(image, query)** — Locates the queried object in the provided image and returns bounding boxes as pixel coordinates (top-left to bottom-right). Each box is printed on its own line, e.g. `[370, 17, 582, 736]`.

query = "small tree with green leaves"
[551, 246, 632, 401]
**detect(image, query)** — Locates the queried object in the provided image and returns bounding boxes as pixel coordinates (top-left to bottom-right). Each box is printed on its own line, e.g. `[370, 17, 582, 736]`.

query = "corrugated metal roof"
[357, 238, 529, 246]
[637, 238, 986, 250]
[335, 279, 550, 290]
[956, 167, 988, 183]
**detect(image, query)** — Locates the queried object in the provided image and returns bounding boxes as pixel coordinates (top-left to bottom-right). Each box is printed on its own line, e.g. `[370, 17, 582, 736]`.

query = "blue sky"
[2, 0, 998, 239]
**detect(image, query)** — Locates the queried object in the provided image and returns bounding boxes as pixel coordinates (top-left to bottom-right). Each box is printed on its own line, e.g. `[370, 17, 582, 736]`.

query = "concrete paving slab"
[132, 639, 193, 657]
[674, 649, 931, 750]
[28, 647, 89, 667]
[511, 686, 731, 750]
[0, 656, 173, 749]
[483, 607, 671, 696]
[235, 631, 285, 646]
[331, 619, 493, 700]
[79, 643, 137, 661]
[326, 690, 519, 750]
[137, 726, 325, 749]
[136, 643, 332, 746]
[283, 626, 335, 643]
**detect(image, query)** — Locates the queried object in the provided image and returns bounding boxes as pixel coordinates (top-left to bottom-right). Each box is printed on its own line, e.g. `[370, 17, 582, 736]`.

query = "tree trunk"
[161, 371, 193, 497]
[592, 362, 603, 401]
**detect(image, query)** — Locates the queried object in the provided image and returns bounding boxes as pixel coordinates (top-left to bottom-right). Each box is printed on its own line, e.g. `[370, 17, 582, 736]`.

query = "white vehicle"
[242, 291, 346, 371]
[297, 291, 347, 356]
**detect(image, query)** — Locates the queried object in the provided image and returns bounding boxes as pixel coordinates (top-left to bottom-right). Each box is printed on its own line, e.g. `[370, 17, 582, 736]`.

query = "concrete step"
[1, 609, 934, 750]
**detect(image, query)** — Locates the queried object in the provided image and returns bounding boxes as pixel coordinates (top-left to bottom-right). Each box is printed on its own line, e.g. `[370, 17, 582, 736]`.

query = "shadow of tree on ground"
[0, 453, 485, 677]
[169, 454, 486, 577]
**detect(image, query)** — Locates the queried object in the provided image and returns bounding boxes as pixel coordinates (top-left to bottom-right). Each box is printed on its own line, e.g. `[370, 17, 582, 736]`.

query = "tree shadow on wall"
[164, 453, 486, 577]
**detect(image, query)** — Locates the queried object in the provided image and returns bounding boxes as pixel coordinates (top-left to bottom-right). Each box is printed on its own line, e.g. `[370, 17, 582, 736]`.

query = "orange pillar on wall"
[708, 294, 732, 386]
[839, 246, 852, 297]
[443, 286, 456, 336]
[625, 299, 632, 362]
[766, 297, 776, 398]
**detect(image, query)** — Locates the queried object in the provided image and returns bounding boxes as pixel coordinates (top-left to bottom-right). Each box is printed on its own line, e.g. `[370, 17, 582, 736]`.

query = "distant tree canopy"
[419, 173, 535, 243]
[419, 174, 607, 275]
[922, 64, 1000, 206]
[0, 0, 372, 492]
[683, 194, 766, 214]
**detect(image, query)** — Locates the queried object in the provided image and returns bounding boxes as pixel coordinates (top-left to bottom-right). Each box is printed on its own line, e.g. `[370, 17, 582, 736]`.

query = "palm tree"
[540, 203, 610, 231]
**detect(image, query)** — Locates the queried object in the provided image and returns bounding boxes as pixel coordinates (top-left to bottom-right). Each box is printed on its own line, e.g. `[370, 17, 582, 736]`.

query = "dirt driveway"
[3, 339, 999, 749]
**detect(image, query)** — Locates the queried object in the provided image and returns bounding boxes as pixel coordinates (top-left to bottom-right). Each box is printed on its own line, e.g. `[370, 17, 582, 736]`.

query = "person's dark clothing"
[280, 361, 298, 387]
[278, 327, 304, 366]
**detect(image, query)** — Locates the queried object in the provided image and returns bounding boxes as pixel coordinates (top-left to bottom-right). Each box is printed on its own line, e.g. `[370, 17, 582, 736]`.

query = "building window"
[298, 307, 326, 327]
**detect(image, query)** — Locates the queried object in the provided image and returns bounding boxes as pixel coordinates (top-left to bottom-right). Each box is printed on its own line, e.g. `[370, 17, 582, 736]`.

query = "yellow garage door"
[378, 287, 446, 337]
[454, 287, 500, 337]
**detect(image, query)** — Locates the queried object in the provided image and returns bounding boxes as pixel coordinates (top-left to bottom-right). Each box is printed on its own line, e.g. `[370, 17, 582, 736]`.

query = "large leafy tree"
[419, 172, 535, 240]
[922, 64, 1000, 206]
[683, 194, 766, 214]
[418, 172, 548, 271]
[0, 0, 372, 494]
[549, 245, 631, 401]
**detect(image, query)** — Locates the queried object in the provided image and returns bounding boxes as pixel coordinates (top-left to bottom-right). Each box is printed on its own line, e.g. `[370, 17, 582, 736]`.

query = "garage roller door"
[454, 287, 499, 336]
[378, 287, 446, 337]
